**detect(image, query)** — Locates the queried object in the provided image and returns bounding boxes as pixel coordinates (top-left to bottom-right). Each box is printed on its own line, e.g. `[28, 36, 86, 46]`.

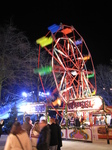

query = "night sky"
[0, 1, 112, 67]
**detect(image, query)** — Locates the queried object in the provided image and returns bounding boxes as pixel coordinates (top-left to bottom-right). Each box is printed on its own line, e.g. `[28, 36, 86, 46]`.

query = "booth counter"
[61, 127, 92, 142]
[92, 125, 112, 141]
[61, 126, 112, 143]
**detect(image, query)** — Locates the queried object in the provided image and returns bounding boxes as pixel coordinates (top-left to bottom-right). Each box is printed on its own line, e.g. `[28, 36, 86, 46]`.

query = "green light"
[87, 73, 94, 78]
[33, 66, 52, 76]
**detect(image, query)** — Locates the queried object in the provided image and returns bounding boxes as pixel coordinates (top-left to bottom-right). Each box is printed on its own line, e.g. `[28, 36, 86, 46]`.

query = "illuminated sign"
[67, 96, 103, 111]
[19, 102, 46, 114]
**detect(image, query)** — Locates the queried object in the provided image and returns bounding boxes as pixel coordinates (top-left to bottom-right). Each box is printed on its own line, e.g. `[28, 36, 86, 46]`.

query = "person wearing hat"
[49, 117, 58, 150]
[36, 118, 50, 150]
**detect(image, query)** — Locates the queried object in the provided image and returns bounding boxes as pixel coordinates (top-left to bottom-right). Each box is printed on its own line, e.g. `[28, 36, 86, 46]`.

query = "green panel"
[33, 66, 52, 76]
[87, 73, 94, 78]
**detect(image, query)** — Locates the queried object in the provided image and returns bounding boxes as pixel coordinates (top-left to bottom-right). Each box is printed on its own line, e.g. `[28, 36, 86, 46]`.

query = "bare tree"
[0, 23, 56, 106]
[95, 64, 112, 105]
[0, 24, 36, 102]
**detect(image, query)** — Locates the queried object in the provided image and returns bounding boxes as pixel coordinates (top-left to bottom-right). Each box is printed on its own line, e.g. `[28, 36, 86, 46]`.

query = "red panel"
[61, 28, 72, 34]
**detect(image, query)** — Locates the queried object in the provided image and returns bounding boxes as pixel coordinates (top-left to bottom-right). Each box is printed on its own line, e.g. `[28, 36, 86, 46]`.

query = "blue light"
[39, 91, 50, 97]
[46, 92, 50, 96]
[22, 92, 27, 97]
[0, 113, 9, 119]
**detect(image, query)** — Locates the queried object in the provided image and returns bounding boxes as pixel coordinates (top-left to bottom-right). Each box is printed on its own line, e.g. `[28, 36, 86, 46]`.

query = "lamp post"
[105, 115, 110, 144]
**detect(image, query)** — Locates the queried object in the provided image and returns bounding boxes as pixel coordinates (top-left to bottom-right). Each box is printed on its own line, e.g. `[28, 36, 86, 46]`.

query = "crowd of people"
[61, 114, 81, 128]
[3, 115, 62, 150]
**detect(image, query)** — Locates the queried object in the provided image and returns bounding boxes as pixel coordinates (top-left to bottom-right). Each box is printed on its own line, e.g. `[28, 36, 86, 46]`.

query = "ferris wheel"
[36, 23, 96, 104]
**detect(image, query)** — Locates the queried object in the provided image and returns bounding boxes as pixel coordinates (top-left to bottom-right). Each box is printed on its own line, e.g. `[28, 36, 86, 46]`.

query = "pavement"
[0, 134, 112, 150]
[0, 135, 6, 150]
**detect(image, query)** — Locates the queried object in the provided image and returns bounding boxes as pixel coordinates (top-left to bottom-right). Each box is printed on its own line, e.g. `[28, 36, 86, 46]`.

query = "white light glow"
[71, 71, 77, 76]
[92, 97, 102, 109]
[0, 113, 9, 119]
[22, 92, 27, 97]
[39, 91, 50, 97]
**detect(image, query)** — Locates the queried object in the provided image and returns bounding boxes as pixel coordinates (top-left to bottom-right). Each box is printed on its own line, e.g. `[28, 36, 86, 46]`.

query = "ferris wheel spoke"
[59, 71, 66, 91]
[55, 38, 79, 69]
[54, 47, 68, 58]
[54, 49, 66, 70]
[80, 72, 92, 97]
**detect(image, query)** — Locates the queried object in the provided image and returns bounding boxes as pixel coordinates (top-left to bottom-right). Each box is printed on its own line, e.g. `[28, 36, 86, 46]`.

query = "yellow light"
[57, 98, 61, 106]
[52, 98, 61, 106]
[83, 55, 90, 61]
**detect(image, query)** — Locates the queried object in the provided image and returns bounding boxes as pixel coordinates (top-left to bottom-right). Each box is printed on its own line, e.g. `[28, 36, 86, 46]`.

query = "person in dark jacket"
[37, 119, 50, 150]
[49, 117, 58, 150]
[0, 119, 4, 137]
[55, 119, 62, 150]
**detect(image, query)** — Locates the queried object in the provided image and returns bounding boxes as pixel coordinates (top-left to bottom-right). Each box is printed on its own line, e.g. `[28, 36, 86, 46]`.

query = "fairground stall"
[61, 95, 112, 143]
[18, 102, 46, 122]
[90, 102, 112, 143]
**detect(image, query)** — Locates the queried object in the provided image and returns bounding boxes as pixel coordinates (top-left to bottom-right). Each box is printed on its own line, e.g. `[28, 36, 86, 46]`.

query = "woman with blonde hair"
[4, 121, 32, 150]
